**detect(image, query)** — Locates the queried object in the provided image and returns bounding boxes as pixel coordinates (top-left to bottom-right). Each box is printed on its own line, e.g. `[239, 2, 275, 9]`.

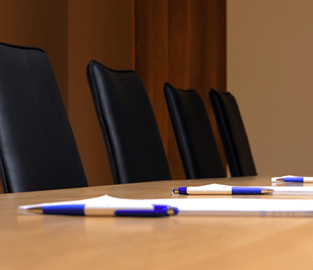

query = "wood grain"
[135, 0, 227, 179]
[1, 176, 313, 269]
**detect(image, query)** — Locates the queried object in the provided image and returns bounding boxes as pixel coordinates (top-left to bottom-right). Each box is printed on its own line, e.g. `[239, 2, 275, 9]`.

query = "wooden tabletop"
[2, 175, 313, 270]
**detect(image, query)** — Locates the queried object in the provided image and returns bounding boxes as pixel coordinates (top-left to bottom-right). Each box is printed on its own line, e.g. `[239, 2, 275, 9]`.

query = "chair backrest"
[86, 60, 171, 184]
[0, 42, 88, 193]
[209, 88, 257, 177]
[164, 83, 226, 179]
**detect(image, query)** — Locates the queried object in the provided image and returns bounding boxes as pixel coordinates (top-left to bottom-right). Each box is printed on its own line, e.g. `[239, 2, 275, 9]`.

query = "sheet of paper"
[18, 195, 154, 212]
[19, 194, 313, 217]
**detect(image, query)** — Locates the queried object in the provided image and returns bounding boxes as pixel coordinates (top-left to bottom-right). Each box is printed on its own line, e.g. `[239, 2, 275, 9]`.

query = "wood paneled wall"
[0, 0, 132, 192]
[0, 0, 69, 194]
[0, 0, 68, 107]
[0, 0, 226, 193]
[135, 0, 227, 179]
[67, 0, 132, 186]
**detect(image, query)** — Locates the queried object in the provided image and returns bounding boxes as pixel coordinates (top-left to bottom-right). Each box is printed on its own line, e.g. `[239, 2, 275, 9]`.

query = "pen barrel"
[185, 188, 232, 195]
[86, 205, 177, 217]
[85, 205, 157, 216]
[41, 204, 178, 217]
[175, 186, 272, 195]
[42, 204, 155, 216]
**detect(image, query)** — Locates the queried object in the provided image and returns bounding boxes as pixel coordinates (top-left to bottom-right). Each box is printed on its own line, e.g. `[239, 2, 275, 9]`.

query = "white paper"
[18, 195, 153, 212]
[18, 194, 313, 217]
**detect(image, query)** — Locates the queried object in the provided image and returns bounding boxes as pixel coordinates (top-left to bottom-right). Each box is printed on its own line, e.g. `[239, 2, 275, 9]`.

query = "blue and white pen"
[28, 204, 179, 217]
[172, 186, 274, 195]
[277, 177, 313, 183]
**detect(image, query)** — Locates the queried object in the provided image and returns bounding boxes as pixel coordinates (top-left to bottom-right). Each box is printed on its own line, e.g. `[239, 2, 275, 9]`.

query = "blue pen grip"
[115, 205, 178, 217]
[178, 187, 188, 195]
[283, 177, 303, 182]
[42, 204, 85, 215]
[232, 187, 262, 195]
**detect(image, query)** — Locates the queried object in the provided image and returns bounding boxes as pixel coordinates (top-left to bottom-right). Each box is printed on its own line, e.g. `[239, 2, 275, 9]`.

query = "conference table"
[1, 175, 313, 269]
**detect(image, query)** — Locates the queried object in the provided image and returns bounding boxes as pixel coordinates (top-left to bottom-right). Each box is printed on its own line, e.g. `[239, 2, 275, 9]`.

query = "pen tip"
[172, 188, 179, 194]
[261, 188, 274, 194]
[27, 207, 43, 214]
[276, 178, 284, 182]
[167, 207, 179, 216]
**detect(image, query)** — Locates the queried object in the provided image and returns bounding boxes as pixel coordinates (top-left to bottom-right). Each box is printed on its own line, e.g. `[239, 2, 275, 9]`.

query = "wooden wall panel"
[0, 0, 68, 193]
[135, 0, 227, 179]
[0, 1, 132, 192]
[0, 0, 68, 108]
[67, 0, 132, 186]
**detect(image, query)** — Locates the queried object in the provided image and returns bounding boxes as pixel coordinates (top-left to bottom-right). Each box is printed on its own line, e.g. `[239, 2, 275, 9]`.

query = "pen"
[276, 177, 313, 183]
[172, 186, 274, 195]
[28, 204, 179, 217]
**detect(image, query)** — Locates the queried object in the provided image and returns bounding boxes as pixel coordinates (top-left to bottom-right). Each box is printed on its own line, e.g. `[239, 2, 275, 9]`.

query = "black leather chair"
[87, 60, 171, 184]
[0, 42, 88, 193]
[209, 89, 257, 177]
[164, 83, 226, 179]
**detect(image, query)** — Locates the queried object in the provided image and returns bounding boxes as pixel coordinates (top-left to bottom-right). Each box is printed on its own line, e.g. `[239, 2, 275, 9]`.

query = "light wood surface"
[2, 176, 313, 269]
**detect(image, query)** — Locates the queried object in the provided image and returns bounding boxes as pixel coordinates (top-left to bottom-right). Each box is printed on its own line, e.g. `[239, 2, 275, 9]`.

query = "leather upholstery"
[87, 60, 171, 184]
[209, 89, 257, 177]
[0, 42, 88, 193]
[164, 83, 226, 179]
